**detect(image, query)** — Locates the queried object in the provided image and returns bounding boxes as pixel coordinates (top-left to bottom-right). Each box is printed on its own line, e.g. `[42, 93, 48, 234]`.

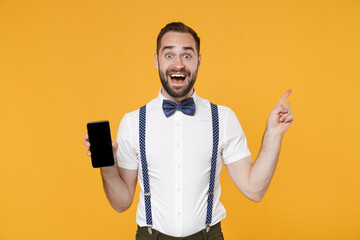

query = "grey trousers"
[136, 222, 224, 240]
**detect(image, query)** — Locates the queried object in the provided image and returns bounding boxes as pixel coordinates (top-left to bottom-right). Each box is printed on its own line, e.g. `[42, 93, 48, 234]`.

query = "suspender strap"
[139, 103, 219, 232]
[139, 105, 153, 228]
[205, 103, 219, 230]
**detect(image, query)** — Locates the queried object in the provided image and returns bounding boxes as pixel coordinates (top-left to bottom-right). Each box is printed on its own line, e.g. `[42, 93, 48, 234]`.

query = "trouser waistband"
[136, 221, 223, 240]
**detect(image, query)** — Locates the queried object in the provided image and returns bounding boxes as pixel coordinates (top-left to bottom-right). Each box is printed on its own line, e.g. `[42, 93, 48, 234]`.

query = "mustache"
[166, 67, 190, 75]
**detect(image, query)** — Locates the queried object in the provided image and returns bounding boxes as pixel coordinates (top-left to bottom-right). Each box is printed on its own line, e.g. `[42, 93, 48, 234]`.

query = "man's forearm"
[100, 166, 133, 212]
[248, 129, 283, 201]
[229, 90, 293, 202]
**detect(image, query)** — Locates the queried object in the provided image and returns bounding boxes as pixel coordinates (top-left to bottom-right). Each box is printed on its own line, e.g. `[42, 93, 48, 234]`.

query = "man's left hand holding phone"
[84, 120, 138, 213]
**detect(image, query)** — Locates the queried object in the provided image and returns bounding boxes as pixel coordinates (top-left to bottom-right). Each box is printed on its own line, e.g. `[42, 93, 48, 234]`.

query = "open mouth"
[169, 73, 187, 84]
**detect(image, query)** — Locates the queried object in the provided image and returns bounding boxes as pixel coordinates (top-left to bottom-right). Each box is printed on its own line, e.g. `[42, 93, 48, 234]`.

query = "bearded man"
[84, 22, 294, 240]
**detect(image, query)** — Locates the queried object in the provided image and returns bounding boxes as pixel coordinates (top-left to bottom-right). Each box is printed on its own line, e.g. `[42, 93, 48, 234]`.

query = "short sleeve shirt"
[116, 89, 251, 237]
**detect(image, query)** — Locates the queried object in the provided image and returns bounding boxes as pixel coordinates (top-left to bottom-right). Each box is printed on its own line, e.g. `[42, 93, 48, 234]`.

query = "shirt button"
[177, 212, 181, 215]
[176, 122, 180, 127]
[177, 143, 180, 147]
[177, 164, 181, 169]
[177, 187, 181, 191]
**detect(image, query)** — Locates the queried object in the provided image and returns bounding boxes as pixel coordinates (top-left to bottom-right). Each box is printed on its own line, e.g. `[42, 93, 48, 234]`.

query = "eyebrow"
[161, 46, 195, 53]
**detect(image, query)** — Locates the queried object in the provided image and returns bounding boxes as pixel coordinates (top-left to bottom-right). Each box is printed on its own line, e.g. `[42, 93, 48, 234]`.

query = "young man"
[84, 22, 294, 239]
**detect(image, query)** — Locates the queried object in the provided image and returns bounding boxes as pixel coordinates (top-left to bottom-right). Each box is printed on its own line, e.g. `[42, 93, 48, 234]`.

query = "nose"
[172, 56, 184, 69]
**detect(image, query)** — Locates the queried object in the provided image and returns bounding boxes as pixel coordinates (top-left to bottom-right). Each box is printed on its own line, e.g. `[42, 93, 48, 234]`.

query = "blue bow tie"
[162, 98, 196, 117]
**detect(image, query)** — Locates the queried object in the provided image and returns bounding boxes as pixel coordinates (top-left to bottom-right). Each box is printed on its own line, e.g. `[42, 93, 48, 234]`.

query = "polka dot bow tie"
[162, 98, 196, 117]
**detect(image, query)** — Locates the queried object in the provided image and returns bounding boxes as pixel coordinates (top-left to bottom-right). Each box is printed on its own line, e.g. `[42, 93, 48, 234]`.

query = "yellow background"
[1, 0, 359, 239]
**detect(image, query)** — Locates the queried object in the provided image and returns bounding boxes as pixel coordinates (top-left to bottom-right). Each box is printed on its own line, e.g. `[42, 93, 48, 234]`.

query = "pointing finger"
[277, 89, 292, 105]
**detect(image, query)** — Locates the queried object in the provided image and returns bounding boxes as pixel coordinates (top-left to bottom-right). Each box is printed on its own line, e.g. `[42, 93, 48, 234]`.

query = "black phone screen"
[87, 121, 115, 168]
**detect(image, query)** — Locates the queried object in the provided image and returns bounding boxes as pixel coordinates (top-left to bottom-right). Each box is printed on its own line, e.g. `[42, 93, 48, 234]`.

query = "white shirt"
[116, 89, 251, 237]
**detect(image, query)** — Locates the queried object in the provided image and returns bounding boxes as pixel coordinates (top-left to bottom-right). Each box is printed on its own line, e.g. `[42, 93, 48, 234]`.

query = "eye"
[165, 53, 173, 59]
[183, 54, 191, 59]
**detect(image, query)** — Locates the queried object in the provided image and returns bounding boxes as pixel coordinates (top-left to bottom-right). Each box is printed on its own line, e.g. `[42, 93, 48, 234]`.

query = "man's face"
[155, 32, 201, 99]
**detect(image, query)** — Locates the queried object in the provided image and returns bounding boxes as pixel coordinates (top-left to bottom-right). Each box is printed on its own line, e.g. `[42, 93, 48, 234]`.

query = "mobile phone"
[87, 120, 115, 168]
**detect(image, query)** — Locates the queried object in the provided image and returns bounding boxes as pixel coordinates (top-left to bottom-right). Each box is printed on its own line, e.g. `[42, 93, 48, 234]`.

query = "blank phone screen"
[87, 121, 115, 168]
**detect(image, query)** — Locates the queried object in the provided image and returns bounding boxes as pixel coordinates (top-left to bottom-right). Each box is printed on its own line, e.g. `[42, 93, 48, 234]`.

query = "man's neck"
[161, 88, 194, 104]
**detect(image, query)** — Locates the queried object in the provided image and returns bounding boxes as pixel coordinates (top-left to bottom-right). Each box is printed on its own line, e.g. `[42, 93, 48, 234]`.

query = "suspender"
[205, 103, 219, 232]
[139, 106, 153, 232]
[139, 103, 219, 234]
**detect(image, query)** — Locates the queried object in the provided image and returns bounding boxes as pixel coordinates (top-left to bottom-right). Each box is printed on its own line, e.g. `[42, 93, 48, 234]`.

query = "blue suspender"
[139, 103, 219, 233]
[139, 106, 153, 232]
[205, 103, 219, 232]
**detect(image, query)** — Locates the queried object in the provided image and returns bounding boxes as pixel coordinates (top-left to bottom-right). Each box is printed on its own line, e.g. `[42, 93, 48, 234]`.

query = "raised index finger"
[277, 89, 292, 105]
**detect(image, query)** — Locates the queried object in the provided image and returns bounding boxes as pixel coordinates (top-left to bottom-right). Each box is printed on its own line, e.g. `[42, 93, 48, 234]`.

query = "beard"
[158, 66, 198, 99]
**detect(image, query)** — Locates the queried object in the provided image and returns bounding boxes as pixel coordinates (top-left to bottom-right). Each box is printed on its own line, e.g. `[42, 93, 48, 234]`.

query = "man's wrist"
[265, 127, 283, 139]
[100, 165, 119, 178]
[261, 129, 283, 151]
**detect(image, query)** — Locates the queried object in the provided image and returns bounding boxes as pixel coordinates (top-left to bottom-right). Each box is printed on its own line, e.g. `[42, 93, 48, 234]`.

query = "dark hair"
[157, 22, 200, 55]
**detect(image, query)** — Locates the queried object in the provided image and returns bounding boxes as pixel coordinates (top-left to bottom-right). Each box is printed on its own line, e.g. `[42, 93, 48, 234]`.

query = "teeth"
[171, 74, 185, 77]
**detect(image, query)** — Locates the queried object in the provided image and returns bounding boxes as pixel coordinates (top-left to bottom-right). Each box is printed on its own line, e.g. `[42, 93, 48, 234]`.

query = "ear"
[197, 54, 202, 69]
[154, 53, 159, 69]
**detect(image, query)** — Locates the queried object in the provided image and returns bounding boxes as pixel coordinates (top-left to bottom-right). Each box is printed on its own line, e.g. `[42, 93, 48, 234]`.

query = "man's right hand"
[83, 133, 119, 166]
[83, 132, 138, 212]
